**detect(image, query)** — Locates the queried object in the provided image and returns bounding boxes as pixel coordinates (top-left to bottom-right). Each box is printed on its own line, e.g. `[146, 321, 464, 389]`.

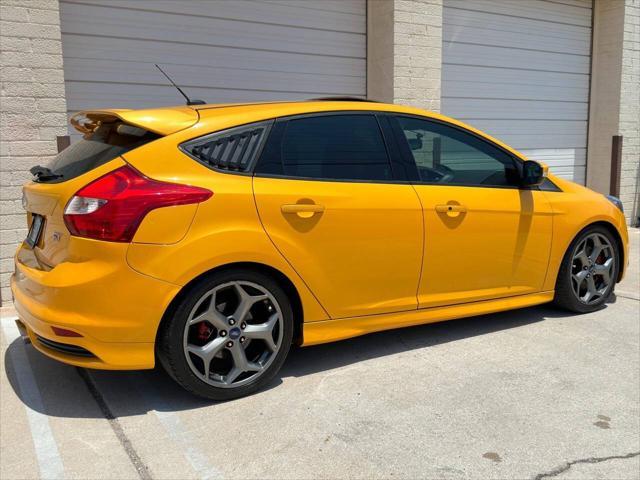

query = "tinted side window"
[395, 116, 520, 187]
[259, 114, 393, 182]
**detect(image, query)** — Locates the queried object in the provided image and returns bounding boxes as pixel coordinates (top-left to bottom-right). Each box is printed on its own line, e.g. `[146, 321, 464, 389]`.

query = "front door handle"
[281, 204, 325, 216]
[435, 204, 467, 214]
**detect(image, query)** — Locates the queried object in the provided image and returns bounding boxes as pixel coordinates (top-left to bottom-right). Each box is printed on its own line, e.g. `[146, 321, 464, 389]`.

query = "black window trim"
[178, 109, 563, 192]
[179, 119, 275, 176]
[253, 110, 411, 185]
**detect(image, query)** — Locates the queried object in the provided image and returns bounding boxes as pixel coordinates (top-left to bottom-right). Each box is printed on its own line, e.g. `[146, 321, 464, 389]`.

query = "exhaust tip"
[14, 319, 30, 344]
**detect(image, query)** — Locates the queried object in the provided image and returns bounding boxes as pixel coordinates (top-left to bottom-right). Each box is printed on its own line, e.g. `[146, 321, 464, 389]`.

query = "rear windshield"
[39, 122, 160, 183]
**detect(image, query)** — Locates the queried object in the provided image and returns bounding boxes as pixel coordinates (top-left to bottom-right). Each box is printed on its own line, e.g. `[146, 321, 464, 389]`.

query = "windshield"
[39, 122, 160, 183]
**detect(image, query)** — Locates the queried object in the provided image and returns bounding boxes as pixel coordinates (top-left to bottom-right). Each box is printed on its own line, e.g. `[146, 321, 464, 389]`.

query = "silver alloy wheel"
[183, 281, 284, 388]
[570, 233, 615, 305]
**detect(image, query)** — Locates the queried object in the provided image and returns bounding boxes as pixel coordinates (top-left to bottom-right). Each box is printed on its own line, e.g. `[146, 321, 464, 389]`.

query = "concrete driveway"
[2, 230, 638, 480]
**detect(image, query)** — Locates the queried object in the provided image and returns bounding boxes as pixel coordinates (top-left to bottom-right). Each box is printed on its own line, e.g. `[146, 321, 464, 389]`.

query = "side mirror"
[521, 161, 548, 187]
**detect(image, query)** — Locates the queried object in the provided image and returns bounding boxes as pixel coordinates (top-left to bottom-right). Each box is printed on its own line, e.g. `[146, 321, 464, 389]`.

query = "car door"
[390, 114, 553, 308]
[253, 112, 423, 319]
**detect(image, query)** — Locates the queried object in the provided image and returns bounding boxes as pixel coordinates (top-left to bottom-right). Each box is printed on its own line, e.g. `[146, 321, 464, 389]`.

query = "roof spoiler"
[69, 107, 199, 136]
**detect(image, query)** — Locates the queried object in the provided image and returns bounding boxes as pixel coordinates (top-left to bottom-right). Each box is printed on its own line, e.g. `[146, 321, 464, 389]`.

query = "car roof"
[71, 100, 526, 160]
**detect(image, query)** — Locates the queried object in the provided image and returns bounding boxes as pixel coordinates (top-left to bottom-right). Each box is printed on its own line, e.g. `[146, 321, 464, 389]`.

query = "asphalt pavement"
[2, 229, 638, 480]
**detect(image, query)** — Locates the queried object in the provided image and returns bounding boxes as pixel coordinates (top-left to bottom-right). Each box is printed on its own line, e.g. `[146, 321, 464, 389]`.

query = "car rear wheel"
[554, 225, 619, 313]
[158, 269, 294, 400]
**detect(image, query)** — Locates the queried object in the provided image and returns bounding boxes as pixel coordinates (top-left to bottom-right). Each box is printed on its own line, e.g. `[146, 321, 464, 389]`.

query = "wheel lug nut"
[226, 341, 234, 348]
[228, 317, 236, 326]
[220, 330, 227, 337]
[241, 322, 246, 329]
[240, 336, 246, 344]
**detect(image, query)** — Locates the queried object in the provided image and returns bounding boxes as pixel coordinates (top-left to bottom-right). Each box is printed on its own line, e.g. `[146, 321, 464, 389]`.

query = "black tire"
[554, 225, 619, 313]
[157, 268, 294, 401]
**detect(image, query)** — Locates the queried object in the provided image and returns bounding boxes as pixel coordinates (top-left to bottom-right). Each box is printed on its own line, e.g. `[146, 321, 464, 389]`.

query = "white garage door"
[442, 0, 592, 183]
[59, 0, 366, 116]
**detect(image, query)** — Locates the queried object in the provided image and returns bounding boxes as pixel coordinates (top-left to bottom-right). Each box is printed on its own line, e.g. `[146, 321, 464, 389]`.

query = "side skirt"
[301, 291, 555, 346]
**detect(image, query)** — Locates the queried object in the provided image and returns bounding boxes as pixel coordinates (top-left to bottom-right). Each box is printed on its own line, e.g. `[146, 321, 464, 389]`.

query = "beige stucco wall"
[586, 0, 624, 195]
[587, 0, 639, 225]
[367, 0, 395, 103]
[0, 0, 68, 303]
[618, 0, 639, 225]
[367, 0, 442, 112]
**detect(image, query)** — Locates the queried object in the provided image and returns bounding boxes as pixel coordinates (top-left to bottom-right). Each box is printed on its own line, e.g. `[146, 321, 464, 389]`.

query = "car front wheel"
[554, 226, 619, 313]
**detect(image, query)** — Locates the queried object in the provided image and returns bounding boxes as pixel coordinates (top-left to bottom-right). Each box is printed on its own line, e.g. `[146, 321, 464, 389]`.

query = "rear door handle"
[281, 204, 325, 215]
[435, 204, 467, 213]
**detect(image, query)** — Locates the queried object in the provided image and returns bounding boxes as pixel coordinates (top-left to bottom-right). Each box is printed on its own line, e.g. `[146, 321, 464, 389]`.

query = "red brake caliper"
[197, 322, 213, 342]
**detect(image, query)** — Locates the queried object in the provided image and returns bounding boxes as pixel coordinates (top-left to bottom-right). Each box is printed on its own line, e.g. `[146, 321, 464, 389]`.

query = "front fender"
[542, 179, 629, 291]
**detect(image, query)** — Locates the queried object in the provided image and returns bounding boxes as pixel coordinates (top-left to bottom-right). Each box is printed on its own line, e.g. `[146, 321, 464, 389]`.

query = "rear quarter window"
[180, 121, 272, 173]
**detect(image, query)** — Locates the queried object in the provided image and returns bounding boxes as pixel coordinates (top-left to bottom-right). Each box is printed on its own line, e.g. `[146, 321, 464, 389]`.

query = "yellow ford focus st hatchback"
[12, 100, 628, 400]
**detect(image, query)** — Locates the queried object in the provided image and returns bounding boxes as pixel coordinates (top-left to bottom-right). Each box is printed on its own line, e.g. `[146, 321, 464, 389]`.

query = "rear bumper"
[13, 299, 157, 369]
[11, 242, 181, 370]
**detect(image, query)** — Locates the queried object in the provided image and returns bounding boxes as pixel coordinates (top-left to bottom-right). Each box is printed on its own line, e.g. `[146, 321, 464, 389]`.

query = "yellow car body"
[12, 101, 629, 373]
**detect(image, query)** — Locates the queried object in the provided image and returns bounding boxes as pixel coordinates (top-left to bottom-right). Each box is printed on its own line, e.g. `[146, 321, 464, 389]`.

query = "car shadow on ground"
[4, 303, 598, 419]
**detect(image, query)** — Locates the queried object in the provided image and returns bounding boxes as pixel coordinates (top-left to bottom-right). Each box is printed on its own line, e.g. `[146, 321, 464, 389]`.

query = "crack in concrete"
[76, 368, 153, 480]
[533, 451, 640, 479]
[615, 293, 640, 301]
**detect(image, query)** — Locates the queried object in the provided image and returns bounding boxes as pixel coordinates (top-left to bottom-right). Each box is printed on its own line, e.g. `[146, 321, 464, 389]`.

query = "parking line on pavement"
[77, 368, 153, 480]
[2, 317, 65, 480]
[134, 377, 224, 480]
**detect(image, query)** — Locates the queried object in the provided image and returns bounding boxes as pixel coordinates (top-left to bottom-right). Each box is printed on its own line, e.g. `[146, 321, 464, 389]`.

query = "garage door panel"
[443, 26, 589, 57]
[61, 0, 366, 120]
[443, 0, 591, 184]
[461, 119, 587, 136]
[62, 35, 366, 78]
[444, 99, 587, 121]
[64, 0, 366, 33]
[63, 58, 364, 96]
[443, 80, 588, 102]
[443, 65, 590, 89]
[483, 133, 586, 150]
[444, 11, 590, 52]
[458, 119, 587, 149]
[443, 7, 590, 40]
[444, 43, 590, 74]
[265, 0, 365, 16]
[446, 0, 591, 27]
[61, 3, 364, 58]
[65, 83, 315, 113]
[459, 126, 587, 151]
[65, 81, 355, 111]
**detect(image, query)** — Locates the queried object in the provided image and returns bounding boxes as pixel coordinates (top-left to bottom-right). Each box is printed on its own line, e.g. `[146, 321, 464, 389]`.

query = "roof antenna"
[155, 64, 206, 106]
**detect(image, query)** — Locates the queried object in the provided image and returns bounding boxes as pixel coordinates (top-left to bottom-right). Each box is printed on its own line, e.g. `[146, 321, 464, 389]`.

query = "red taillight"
[63, 165, 212, 242]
